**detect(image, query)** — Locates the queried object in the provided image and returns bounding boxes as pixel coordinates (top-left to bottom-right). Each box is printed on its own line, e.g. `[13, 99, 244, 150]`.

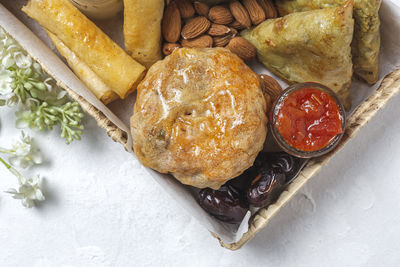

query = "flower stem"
[0, 148, 13, 154]
[0, 156, 11, 169]
[0, 156, 24, 184]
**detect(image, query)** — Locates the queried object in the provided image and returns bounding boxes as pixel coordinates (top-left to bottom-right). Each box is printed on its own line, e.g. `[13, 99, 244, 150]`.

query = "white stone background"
[1, 1, 400, 266]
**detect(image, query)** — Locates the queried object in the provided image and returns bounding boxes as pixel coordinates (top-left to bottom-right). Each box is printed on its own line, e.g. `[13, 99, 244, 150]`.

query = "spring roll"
[47, 31, 119, 104]
[123, 0, 164, 68]
[22, 0, 146, 99]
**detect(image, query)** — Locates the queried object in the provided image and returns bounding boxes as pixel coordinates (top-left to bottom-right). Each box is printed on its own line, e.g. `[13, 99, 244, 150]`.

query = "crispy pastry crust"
[242, 1, 354, 108]
[123, 0, 164, 68]
[131, 48, 267, 189]
[276, 0, 382, 84]
[22, 0, 146, 98]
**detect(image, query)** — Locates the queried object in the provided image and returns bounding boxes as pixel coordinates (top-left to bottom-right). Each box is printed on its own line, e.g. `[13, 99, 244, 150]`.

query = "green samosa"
[276, 0, 382, 84]
[242, 1, 354, 108]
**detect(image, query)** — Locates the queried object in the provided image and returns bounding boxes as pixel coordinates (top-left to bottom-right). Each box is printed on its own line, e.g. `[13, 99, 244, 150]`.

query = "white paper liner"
[1, 0, 399, 244]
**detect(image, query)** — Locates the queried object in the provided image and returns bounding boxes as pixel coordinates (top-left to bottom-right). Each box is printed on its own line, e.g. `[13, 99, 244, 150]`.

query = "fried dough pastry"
[22, 0, 146, 99]
[242, 1, 354, 109]
[123, 0, 164, 68]
[131, 48, 267, 189]
[276, 0, 382, 84]
[47, 31, 118, 104]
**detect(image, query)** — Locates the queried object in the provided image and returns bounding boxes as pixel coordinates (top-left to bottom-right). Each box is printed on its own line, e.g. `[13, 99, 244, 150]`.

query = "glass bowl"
[269, 82, 346, 158]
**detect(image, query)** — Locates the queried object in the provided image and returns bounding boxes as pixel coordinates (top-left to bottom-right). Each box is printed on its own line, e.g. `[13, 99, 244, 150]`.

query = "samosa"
[242, 1, 354, 108]
[276, 0, 382, 84]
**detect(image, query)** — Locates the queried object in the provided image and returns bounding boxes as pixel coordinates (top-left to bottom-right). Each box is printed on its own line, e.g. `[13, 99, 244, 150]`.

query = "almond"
[207, 23, 231, 36]
[229, 20, 246, 30]
[181, 16, 211, 40]
[176, 0, 195, 19]
[213, 35, 232, 47]
[181, 34, 213, 48]
[162, 1, 181, 43]
[194, 1, 209, 17]
[259, 74, 282, 101]
[257, 0, 278, 19]
[163, 43, 182, 56]
[242, 0, 266, 25]
[229, 27, 238, 37]
[226, 37, 256, 61]
[208, 6, 233, 25]
[229, 1, 251, 29]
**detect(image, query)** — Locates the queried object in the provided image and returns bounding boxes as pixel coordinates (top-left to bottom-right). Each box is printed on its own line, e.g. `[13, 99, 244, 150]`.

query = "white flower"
[0, 131, 43, 168]
[5, 175, 45, 208]
[0, 32, 15, 56]
[1, 52, 14, 68]
[6, 44, 21, 57]
[14, 51, 32, 69]
[8, 131, 43, 168]
[13, 131, 32, 155]
[0, 68, 15, 107]
[0, 68, 12, 95]
[32, 62, 45, 77]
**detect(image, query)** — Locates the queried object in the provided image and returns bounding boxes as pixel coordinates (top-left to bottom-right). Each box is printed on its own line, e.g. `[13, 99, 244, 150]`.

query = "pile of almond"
[161, 0, 278, 61]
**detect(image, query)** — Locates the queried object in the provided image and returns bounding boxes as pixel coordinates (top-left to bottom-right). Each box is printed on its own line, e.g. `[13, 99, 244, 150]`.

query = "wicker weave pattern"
[63, 67, 400, 250]
[3, 0, 398, 250]
[214, 69, 400, 250]
[63, 68, 400, 250]
[59, 82, 129, 150]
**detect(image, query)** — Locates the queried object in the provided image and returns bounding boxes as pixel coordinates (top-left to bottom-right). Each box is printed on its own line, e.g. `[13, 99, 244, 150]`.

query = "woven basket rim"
[64, 66, 400, 250]
[68, 68, 400, 250]
[215, 68, 400, 250]
[2, 0, 399, 253]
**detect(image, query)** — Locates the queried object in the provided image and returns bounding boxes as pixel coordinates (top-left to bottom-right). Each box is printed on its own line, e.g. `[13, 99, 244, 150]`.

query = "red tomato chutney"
[274, 88, 343, 152]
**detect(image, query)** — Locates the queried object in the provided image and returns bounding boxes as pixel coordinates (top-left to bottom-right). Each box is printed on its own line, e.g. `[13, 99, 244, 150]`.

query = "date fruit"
[246, 164, 285, 207]
[255, 152, 306, 184]
[198, 184, 248, 224]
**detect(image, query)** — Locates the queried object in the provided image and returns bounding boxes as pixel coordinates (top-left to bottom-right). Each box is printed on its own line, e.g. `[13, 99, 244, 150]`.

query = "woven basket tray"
[2, 0, 399, 251]
[61, 68, 400, 250]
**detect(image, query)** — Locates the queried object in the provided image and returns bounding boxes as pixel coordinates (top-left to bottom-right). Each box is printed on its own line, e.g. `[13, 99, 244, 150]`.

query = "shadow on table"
[240, 93, 400, 256]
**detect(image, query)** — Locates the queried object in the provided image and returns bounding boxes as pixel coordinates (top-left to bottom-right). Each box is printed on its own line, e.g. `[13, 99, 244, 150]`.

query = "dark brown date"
[198, 185, 248, 224]
[254, 152, 306, 184]
[246, 165, 286, 207]
[197, 152, 306, 220]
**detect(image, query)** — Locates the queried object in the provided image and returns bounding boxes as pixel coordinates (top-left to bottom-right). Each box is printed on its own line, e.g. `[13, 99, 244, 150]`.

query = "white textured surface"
[0, 87, 399, 266]
[1, 2, 400, 266]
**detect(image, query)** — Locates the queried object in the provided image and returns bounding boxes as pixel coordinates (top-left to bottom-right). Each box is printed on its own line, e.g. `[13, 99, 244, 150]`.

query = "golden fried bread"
[22, 0, 146, 99]
[131, 48, 267, 189]
[123, 0, 164, 68]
